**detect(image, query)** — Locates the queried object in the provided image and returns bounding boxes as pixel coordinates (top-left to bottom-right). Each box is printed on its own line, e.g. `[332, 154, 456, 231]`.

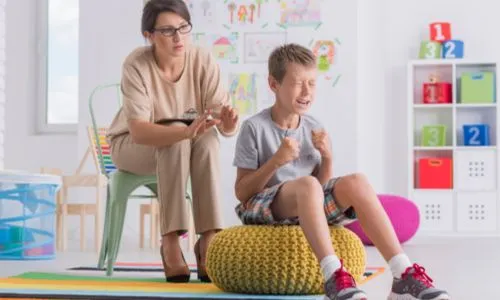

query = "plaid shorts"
[235, 177, 357, 226]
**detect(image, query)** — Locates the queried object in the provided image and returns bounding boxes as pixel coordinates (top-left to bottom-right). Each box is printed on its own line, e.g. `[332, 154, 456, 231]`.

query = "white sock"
[388, 253, 412, 279]
[320, 255, 342, 281]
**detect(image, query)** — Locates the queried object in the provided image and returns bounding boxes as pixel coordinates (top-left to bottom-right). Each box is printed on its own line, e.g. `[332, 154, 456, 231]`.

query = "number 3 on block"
[442, 40, 464, 59]
[419, 41, 442, 59]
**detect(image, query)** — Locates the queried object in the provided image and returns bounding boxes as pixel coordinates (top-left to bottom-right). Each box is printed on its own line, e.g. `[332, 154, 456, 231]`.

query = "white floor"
[0, 236, 496, 299]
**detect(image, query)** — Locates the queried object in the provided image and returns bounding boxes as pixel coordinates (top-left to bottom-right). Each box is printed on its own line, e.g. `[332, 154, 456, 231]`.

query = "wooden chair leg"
[150, 200, 157, 249]
[56, 211, 62, 251]
[62, 187, 68, 252]
[80, 206, 86, 251]
[187, 205, 196, 252]
[139, 206, 145, 249]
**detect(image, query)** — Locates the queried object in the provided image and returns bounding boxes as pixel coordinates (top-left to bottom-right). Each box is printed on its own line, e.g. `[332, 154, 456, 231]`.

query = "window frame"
[35, 0, 78, 134]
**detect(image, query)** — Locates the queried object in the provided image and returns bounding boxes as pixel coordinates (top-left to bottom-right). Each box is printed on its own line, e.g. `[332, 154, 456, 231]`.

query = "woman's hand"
[220, 105, 239, 134]
[184, 111, 220, 139]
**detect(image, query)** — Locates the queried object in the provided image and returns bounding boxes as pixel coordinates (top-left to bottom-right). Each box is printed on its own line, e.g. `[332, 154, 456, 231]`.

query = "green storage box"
[421, 125, 447, 147]
[460, 71, 495, 103]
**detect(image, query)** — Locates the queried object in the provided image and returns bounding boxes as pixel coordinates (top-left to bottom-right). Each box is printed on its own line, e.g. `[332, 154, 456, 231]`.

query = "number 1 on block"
[430, 22, 451, 42]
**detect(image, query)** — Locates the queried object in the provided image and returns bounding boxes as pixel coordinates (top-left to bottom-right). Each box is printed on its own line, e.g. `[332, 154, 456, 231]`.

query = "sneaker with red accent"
[324, 260, 368, 300]
[387, 264, 450, 300]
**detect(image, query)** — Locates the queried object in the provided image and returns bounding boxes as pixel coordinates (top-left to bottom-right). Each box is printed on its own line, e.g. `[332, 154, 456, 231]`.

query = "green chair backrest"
[88, 83, 122, 178]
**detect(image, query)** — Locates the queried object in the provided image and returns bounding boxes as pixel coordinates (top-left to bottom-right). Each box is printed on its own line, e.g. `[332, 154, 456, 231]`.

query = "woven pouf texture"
[206, 225, 366, 295]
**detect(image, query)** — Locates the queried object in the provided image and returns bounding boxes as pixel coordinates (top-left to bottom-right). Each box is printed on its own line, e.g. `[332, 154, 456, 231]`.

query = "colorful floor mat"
[0, 267, 385, 299]
[68, 261, 384, 283]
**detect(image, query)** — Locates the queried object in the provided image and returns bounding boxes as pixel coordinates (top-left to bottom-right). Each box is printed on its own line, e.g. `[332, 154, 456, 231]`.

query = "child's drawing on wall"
[212, 34, 239, 63]
[312, 40, 335, 72]
[279, 0, 321, 27]
[227, 0, 270, 25]
[229, 73, 257, 115]
[183, 0, 217, 29]
[191, 32, 239, 63]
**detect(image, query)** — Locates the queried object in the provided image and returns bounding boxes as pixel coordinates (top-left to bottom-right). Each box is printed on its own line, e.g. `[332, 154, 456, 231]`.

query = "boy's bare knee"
[293, 176, 323, 202]
[344, 173, 368, 186]
[294, 176, 321, 190]
[336, 173, 373, 203]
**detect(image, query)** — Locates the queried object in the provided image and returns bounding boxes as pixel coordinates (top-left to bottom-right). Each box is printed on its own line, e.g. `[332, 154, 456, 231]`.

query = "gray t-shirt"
[233, 107, 327, 188]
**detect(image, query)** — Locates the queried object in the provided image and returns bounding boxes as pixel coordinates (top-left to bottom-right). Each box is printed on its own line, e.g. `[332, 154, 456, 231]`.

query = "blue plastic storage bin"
[0, 170, 61, 260]
[463, 124, 490, 146]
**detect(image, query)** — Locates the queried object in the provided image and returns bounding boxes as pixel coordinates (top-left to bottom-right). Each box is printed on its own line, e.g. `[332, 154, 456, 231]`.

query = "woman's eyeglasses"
[153, 24, 192, 37]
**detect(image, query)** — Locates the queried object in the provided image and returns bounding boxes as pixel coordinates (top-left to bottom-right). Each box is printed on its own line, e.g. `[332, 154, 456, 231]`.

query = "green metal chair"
[88, 83, 193, 276]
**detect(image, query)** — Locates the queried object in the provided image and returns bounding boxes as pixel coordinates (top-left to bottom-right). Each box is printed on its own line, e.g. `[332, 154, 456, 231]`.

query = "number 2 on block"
[443, 41, 456, 58]
[443, 40, 464, 59]
[468, 127, 481, 145]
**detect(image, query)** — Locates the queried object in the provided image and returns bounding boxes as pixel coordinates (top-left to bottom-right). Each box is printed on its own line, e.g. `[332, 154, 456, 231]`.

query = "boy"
[232, 43, 450, 300]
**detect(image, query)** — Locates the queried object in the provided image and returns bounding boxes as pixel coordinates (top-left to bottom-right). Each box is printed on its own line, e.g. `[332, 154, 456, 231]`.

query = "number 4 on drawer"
[443, 40, 464, 59]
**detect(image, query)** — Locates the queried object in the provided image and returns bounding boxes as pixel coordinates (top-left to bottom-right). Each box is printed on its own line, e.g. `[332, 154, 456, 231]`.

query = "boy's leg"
[269, 176, 367, 300]
[328, 174, 403, 262]
[271, 176, 334, 261]
[331, 173, 450, 300]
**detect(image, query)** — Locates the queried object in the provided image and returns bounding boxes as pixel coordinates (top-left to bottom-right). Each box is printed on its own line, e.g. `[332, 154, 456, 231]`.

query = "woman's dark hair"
[141, 0, 191, 33]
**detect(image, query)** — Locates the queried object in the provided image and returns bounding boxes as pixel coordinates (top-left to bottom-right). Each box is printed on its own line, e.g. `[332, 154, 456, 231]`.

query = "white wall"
[356, 0, 386, 191]
[0, 0, 5, 169]
[383, 0, 500, 196]
[5, 0, 77, 174]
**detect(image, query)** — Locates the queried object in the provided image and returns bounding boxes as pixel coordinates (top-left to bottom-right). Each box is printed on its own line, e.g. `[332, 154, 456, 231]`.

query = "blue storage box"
[0, 170, 61, 260]
[463, 124, 490, 146]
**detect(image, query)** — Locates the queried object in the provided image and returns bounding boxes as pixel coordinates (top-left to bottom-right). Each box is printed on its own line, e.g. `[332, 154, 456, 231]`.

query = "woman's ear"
[143, 31, 153, 44]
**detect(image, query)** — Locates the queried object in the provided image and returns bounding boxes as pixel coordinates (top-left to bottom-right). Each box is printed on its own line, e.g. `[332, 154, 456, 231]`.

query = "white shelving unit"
[407, 59, 500, 237]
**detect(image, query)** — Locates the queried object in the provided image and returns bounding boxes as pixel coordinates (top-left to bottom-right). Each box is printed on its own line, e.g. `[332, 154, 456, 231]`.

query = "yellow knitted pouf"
[206, 225, 366, 295]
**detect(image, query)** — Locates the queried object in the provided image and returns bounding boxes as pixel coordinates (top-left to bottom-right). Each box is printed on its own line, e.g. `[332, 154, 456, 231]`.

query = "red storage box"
[422, 82, 452, 104]
[418, 158, 453, 189]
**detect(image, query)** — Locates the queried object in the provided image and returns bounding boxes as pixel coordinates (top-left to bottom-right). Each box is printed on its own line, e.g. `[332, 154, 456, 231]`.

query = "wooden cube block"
[430, 22, 451, 41]
[419, 41, 442, 59]
[442, 40, 464, 59]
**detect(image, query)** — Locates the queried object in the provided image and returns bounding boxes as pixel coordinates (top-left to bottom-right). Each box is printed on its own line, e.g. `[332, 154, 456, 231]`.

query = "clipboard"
[155, 118, 195, 126]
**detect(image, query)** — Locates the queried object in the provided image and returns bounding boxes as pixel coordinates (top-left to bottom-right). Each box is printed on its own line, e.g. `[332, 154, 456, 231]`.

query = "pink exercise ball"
[344, 194, 420, 245]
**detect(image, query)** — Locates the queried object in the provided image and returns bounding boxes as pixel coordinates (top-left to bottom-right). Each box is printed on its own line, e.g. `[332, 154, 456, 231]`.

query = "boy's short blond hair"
[268, 43, 316, 83]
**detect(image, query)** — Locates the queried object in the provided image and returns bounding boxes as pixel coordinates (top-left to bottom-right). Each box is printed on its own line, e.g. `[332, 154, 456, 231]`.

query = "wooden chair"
[40, 163, 106, 252]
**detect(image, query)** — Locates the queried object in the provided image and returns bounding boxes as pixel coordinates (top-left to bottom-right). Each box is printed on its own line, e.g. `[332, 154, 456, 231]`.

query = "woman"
[106, 0, 239, 283]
